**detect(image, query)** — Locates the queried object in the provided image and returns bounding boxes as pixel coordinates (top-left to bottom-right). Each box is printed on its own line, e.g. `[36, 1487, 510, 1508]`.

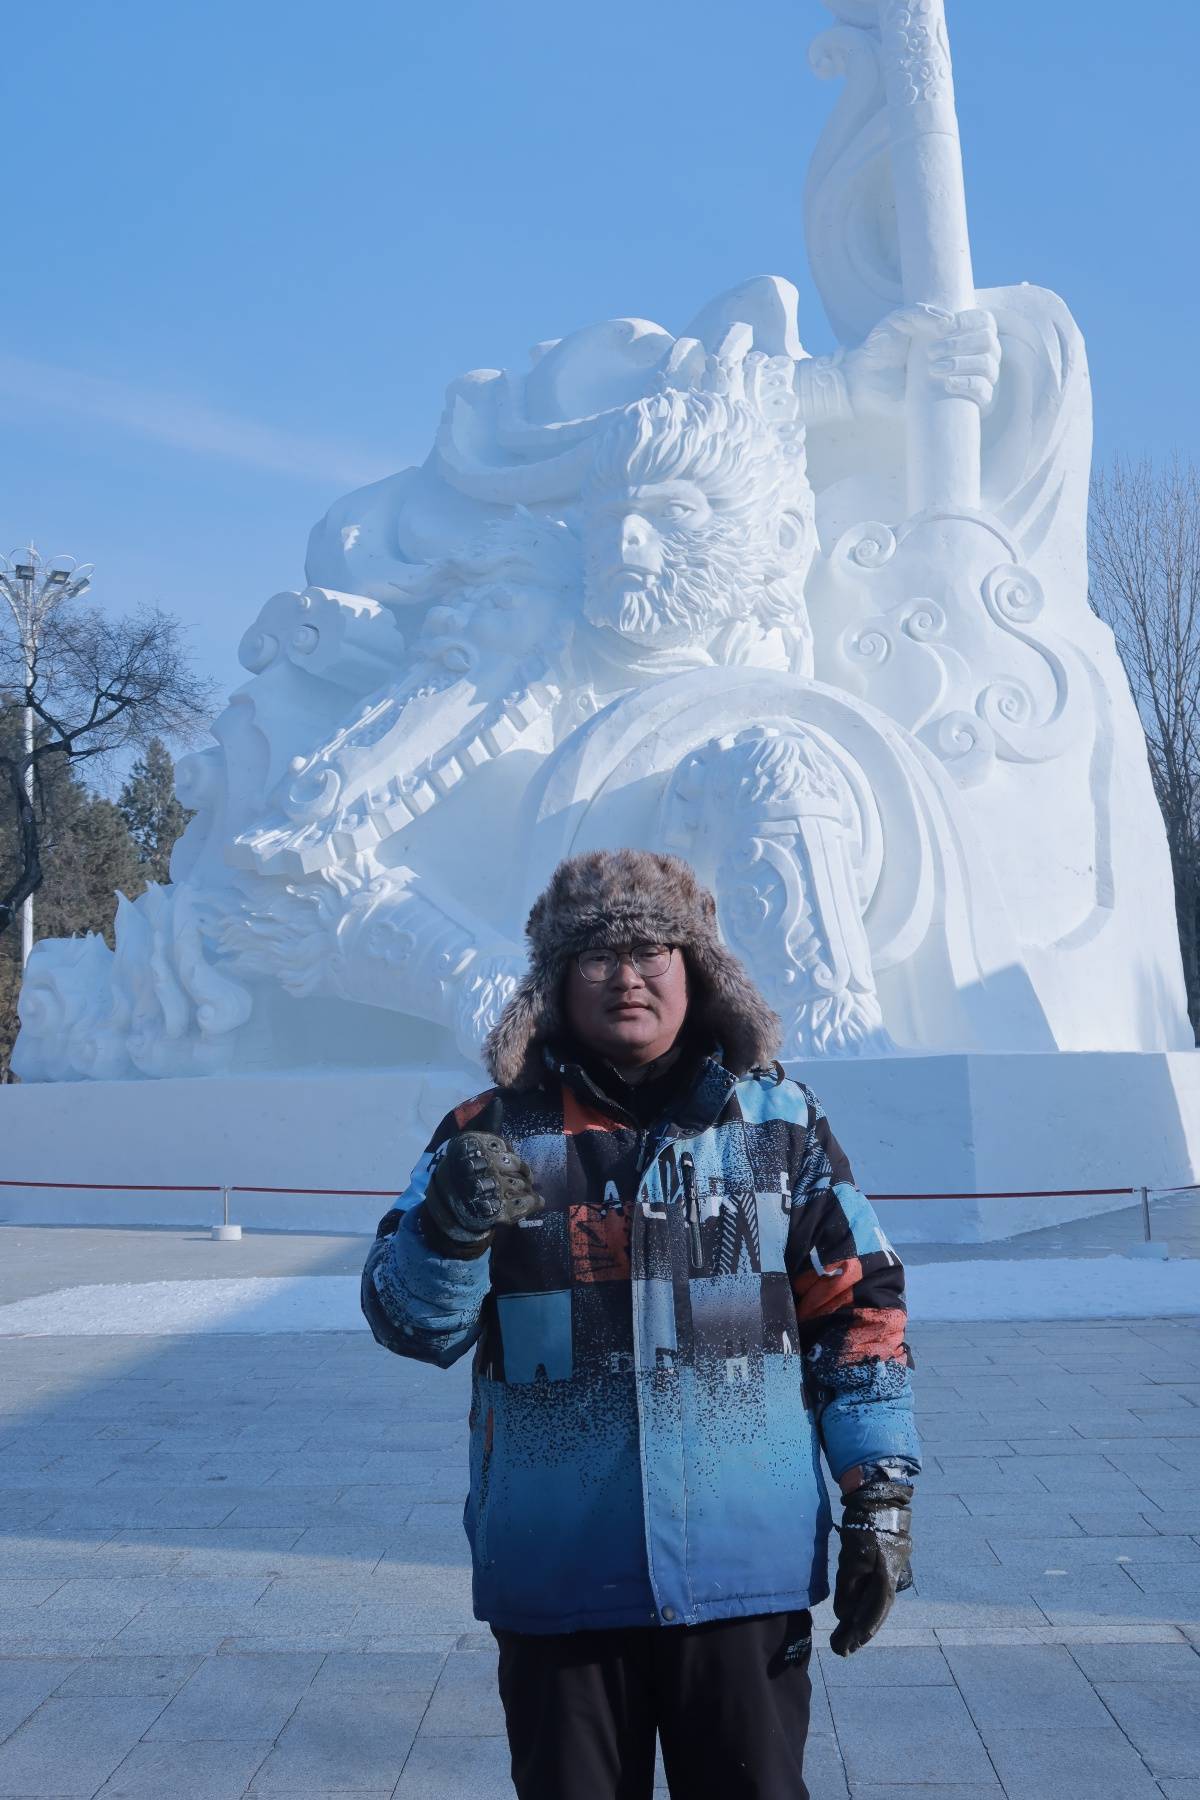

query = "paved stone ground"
[0, 1230, 1198, 1797]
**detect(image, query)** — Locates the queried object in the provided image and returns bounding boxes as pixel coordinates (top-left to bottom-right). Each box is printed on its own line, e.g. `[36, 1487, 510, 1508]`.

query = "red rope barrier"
[870, 1186, 1138, 1201]
[0, 1179, 222, 1192]
[233, 1185, 399, 1198]
[3, 1178, 1197, 1201]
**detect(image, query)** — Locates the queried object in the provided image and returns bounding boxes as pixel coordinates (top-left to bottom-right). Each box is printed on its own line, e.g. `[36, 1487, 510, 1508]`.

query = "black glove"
[421, 1131, 543, 1259]
[829, 1478, 913, 1657]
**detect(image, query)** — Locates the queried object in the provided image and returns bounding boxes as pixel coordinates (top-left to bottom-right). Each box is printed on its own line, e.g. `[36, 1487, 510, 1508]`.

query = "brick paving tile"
[797, 1732, 849, 1798]
[981, 1726, 1163, 1799]
[0, 1659, 80, 1741]
[143, 1650, 321, 1742]
[0, 1697, 166, 1798]
[943, 1644, 1112, 1730]
[1092, 1680, 1200, 1778]
[51, 1654, 203, 1698]
[1066, 1640, 1200, 1681]
[817, 1645, 953, 1686]
[95, 1738, 273, 1799]
[246, 1688, 427, 1792]
[306, 1650, 446, 1695]
[827, 1685, 995, 1786]
[393, 1735, 515, 1799]
[848, 1790, 1002, 1799]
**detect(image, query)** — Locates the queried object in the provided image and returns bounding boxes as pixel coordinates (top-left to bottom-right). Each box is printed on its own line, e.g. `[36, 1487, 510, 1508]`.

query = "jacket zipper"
[681, 1152, 703, 1271]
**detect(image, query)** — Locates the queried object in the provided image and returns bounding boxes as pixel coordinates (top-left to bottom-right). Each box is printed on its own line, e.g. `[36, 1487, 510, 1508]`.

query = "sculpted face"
[583, 477, 721, 642]
[580, 388, 815, 653]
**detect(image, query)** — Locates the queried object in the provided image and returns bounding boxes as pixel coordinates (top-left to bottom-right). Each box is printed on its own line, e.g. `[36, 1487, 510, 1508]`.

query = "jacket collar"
[541, 1039, 738, 1140]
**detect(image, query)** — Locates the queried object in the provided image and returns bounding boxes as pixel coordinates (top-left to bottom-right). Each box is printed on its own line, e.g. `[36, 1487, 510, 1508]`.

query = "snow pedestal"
[4, 1050, 1200, 1245]
[803, 1053, 1200, 1242]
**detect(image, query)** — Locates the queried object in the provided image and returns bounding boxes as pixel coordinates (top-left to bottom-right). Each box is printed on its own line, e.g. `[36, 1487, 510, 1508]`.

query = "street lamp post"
[0, 546, 93, 968]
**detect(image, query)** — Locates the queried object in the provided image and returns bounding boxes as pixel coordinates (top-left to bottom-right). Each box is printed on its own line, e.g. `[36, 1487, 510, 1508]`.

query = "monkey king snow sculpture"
[15, 0, 1191, 1083]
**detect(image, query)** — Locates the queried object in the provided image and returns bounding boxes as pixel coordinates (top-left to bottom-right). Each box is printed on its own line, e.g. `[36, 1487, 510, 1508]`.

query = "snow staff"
[362, 849, 919, 1798]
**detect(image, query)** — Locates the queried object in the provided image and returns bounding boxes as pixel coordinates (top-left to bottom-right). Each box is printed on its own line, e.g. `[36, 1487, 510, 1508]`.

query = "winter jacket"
[362, 1047, 919, 1634]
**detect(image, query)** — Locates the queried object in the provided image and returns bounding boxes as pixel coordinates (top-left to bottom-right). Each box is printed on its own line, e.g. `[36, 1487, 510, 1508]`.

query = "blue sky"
[2, 0, 1197, 703]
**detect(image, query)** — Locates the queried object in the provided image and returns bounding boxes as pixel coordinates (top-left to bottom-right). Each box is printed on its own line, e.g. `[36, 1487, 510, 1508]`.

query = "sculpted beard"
[584, 510, 779, 645]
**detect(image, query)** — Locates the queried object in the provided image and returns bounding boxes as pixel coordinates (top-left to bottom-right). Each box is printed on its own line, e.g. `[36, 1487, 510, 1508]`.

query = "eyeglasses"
[576, 944, 675, 984]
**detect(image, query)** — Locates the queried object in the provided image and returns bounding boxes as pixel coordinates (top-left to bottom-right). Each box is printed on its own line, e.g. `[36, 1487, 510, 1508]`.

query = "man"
[362, 849, 919, 1799]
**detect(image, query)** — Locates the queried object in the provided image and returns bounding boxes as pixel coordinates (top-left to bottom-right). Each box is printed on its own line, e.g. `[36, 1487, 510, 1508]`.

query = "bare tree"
[1089, 455, 1200, 1033]
[0, 585, 214, 940]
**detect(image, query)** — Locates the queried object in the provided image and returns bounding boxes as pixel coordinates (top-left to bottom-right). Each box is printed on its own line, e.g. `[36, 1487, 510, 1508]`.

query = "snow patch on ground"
[0, 1257, 1194, 1336]
[0, 1277, 360, 1336]
[906, 1256, 1198, 1322]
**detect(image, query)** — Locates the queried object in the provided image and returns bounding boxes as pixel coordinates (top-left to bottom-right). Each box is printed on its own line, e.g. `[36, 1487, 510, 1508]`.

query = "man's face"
[562, 944, 690, 1066]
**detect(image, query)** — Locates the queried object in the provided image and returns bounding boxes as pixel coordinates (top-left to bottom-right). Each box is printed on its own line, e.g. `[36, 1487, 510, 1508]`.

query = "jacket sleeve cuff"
[368, 1206, 491, 1363]
[820, 1398, 923, 1483]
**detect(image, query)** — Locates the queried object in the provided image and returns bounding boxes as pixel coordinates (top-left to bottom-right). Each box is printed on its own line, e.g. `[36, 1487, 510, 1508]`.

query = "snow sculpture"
[15, 0, 1191, 1087]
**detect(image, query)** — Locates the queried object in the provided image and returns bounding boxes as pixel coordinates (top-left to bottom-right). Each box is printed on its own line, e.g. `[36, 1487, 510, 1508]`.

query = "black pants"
[494, 1610, 812, 1800]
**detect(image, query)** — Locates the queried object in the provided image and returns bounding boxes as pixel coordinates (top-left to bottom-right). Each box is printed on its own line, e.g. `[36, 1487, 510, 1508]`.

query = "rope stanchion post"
[212, 1184, 242, 1243]
[1129, 1184, 1169, 1261]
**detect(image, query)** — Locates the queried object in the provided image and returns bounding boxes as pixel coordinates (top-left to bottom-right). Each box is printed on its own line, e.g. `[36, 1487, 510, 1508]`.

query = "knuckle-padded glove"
[421, 1131, 543, 1259]
[829, 1479, 913, 1657]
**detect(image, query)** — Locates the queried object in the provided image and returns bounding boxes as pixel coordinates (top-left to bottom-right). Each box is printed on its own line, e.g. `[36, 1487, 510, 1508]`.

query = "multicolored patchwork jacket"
[363, 1049, 919, 1633]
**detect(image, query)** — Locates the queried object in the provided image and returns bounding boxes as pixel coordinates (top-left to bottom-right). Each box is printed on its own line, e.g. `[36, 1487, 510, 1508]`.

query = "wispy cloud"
[0, 351, 393, 489]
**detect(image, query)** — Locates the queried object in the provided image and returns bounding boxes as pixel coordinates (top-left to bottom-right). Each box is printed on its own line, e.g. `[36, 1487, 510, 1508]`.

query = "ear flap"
[483, 965, 560, 1090]
[688, 941, 782, 1073]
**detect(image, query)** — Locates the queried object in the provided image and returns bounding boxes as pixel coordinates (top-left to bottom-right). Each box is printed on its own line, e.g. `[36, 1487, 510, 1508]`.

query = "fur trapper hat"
[484, 848, 782, 1090]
